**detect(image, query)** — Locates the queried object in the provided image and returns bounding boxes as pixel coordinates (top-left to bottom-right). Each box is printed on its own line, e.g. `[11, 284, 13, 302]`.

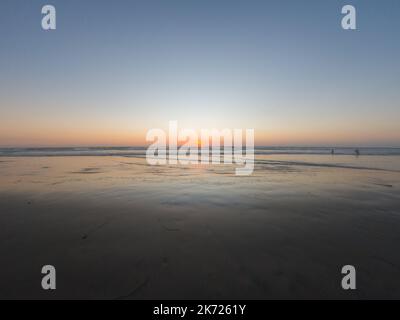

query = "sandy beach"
[0, 153, 400, 299]
[1, 0, 400, 303]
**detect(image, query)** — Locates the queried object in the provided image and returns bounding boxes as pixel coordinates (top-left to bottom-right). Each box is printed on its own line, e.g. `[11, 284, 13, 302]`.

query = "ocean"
[1, 146, 399, 157]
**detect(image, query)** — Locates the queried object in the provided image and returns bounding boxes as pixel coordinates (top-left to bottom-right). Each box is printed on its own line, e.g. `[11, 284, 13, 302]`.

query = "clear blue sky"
[0, 0, 399, 146]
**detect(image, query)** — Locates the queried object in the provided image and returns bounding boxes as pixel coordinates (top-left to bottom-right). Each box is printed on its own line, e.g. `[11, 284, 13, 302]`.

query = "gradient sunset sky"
[0, 0, 399, 147]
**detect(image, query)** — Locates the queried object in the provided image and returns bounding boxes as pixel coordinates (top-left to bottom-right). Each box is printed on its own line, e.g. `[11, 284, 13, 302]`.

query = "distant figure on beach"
[355, 149, 360, 156]
[331, 149, 335, 155]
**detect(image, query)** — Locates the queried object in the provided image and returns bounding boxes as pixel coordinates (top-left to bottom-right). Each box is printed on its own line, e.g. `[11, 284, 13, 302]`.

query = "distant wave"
[254, 147, 400, 156]
[1, 147, 400, 157]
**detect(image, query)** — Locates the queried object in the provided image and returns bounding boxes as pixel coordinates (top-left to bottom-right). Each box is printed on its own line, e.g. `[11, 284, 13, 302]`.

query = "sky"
[0, 0, 399, 147]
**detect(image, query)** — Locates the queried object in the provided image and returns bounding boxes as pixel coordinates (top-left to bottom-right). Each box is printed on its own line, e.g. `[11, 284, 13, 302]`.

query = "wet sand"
[0, 155, 400, 299]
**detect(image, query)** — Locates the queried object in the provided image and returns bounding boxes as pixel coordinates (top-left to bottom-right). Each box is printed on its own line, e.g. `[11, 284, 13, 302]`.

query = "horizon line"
[1, 145, 400, 149]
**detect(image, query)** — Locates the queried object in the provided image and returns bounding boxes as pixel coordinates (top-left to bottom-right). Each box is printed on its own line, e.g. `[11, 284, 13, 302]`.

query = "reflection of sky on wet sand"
[1, 155, 400, 299]
[0, 155, 399, 201]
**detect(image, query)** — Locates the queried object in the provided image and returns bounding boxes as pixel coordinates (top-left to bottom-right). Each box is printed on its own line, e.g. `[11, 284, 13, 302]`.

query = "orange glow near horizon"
[1, 124, 400, 147]
[1, 110, 399, 147]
